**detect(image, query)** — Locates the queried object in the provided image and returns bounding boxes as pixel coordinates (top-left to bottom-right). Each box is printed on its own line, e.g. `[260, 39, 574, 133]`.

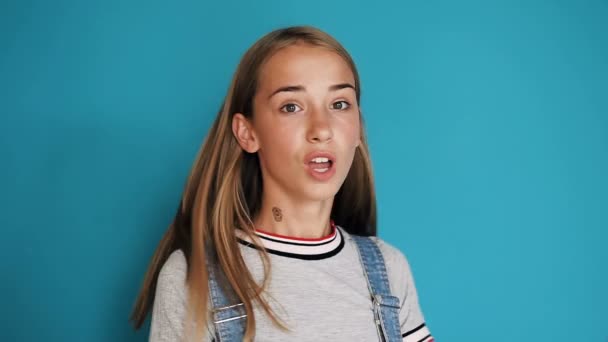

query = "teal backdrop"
[1, 0, 606, 341]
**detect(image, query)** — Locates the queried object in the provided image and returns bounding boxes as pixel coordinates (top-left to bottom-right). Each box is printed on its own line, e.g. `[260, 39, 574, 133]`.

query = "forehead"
[257, 43, 355, 92]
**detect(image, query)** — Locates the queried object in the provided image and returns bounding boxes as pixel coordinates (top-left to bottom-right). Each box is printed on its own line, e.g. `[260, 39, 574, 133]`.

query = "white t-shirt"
[149, 225, 433, 341]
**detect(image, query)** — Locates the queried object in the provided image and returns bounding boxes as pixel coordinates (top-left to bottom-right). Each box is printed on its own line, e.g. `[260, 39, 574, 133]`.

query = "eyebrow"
[268, 83, 356, 100]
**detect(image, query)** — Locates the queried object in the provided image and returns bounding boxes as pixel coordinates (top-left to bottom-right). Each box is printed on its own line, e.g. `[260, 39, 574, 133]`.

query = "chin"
[299, 183, 342, 202]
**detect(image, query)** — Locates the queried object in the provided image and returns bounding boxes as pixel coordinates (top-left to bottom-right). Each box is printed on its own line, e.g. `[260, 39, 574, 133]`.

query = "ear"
[232, 113, 260, 153]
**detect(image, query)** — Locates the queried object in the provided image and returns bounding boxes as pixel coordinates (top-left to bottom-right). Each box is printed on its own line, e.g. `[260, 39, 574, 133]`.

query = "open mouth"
[304, 152, 337, 181]
[303, 151, 336, 180]
[308, 157, 334, 173]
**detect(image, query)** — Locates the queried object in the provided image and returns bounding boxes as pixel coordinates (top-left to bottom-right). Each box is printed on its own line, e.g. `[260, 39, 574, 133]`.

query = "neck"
[253, 192, 334, 239]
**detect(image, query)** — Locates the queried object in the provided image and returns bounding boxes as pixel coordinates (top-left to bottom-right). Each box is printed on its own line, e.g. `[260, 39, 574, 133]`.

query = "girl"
[130, 26, 433, 342]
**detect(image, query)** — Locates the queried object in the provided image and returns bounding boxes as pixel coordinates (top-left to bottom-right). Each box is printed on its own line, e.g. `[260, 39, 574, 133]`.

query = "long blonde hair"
[130, 25, 377, 341]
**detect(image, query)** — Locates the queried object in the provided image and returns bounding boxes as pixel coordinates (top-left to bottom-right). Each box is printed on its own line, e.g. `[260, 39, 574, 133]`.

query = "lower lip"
[306, 162, 336, 181]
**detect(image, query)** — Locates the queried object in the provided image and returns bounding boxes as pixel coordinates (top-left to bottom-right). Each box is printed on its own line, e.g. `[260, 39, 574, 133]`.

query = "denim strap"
[351, 235, 403, 342]
[206, 248, 246, 341]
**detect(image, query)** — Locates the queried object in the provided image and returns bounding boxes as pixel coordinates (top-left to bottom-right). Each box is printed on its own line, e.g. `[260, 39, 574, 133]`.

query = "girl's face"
[233, 43, 361, 202]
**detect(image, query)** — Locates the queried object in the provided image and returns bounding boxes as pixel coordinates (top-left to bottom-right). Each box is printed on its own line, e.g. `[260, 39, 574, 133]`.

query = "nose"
[306, 108, 333, 143]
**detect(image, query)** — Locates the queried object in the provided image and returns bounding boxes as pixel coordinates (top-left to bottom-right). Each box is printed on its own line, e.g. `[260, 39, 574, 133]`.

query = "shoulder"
[155, 249, 189, 304]
[149, 249, 190, 341]
[159, 249, 188, 283]
[338, 227, 414, 295]
[370, 236, 414, 297]
[372, 237, 412, 275]
[338, 227, 411, 278]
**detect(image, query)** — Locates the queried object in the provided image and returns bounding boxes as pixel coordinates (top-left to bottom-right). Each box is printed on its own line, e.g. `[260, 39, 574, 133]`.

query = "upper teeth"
[311, 157, 329, 163]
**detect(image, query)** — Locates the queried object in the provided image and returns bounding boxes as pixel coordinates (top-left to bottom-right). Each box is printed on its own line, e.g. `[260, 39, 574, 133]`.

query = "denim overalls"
[206, 234, 402, 341]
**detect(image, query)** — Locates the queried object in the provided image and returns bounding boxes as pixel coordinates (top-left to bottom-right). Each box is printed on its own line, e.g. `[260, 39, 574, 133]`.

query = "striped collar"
[235, 222, 345, 260]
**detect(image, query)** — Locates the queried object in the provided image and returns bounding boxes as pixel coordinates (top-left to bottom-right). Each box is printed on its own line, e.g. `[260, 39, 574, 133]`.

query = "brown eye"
[332, 101, 350, 110]
[281, 103, 302, 113]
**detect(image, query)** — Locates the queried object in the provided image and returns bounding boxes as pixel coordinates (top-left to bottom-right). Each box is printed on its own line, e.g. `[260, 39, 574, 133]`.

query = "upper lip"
[304, 151, 336, 164]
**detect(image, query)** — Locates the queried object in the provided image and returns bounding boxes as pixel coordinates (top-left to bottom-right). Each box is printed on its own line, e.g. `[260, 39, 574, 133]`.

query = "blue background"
[1, 0, 606, 340]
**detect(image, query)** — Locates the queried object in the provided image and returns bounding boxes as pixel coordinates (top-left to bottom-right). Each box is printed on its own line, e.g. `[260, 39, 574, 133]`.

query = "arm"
[376, 239, 434, 342]
[149, 250, 206, 342]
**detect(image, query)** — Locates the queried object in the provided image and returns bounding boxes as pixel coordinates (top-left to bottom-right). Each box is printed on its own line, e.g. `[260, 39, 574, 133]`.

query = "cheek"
[256, 122, 302, 163]
[354, 119, 362, 146]
[341, 115, 361, 148]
